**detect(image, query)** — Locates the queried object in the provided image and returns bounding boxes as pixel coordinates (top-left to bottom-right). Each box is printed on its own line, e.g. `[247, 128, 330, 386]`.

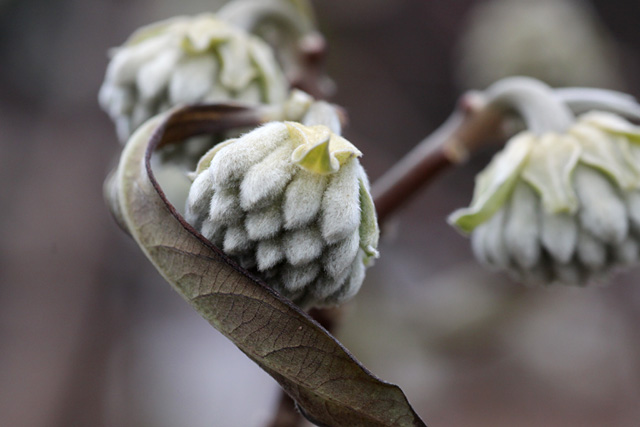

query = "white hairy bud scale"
[99, 14, 288, 142]
[185, 121, 379, 307]
[450, 112, 640, 286]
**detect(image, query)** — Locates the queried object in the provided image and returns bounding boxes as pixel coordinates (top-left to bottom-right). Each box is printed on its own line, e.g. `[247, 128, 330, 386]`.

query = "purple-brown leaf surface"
[105, 105, 426, 427]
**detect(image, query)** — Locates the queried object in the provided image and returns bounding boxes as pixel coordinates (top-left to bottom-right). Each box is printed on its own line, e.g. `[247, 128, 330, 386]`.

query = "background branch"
[372, 94, 507, 225]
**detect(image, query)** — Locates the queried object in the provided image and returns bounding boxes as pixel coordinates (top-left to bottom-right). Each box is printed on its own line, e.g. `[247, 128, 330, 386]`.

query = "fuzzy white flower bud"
[450, 112, 640, 286]
[185, 121, 379, 307]
[99, 14, 288, 142]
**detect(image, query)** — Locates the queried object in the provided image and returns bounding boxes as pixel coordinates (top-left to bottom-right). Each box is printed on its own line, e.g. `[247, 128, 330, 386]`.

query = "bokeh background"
[3, 0, 640, 426]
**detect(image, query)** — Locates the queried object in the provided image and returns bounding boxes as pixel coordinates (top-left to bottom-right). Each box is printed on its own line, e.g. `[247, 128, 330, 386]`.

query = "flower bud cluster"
[185, 121, 379, 307]
[450, 112, 640, 286]
[99, 14, 288, 142]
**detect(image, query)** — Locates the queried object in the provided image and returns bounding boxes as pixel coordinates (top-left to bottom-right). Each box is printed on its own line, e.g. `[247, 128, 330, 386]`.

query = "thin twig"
[267, 392, 304, 427]
[372, 94, 506, 225]
[291, 33, 334, 100]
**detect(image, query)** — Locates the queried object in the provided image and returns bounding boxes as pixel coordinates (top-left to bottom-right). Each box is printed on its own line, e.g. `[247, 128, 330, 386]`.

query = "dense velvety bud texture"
[450, 112, 640, 286]
[99, 14, 288, 142]
[185, 121, 379, 307]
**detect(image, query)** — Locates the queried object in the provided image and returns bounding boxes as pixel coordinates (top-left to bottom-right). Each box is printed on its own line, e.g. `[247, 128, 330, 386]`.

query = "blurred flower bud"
[99, 14, 288, 142]
[456, 0, 623, 91]
[185, 121, 379, 307]
[450, 111, 640, 286]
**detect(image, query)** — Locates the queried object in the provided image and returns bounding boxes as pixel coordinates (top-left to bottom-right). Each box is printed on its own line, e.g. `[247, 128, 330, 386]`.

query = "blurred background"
[3, 0, 640, 425]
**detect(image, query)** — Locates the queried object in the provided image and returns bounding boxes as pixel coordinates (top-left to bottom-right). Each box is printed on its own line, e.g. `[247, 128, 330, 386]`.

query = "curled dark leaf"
[106, 104, 426, 427]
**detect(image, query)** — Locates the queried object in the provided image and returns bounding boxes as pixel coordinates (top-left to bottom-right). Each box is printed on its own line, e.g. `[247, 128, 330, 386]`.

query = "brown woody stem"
[267, 392, 303, 427]
[372, 93, 507, 225]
